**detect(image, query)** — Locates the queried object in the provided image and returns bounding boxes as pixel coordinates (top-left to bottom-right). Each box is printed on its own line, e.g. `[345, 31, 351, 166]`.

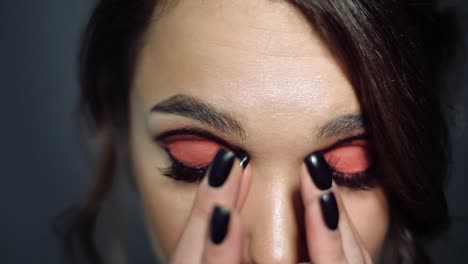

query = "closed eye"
[323, 139, 373, 174]
[154, 128, 240, 182]
[321, 136, 379, 189]
[159, 134, 221, 167]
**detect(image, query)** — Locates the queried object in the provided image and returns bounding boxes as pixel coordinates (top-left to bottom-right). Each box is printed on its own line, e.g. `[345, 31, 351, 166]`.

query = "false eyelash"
[331, 169, 378, 190]
[161, 161, 378, 189]
[160, 158, 208, 183]
[161, 158, 380, 189]
[159, 147, 208, 182]
[324, 154, 379, 190]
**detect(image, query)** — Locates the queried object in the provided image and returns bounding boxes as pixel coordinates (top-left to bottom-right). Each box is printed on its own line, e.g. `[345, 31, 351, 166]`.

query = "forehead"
[132, 0, 360, 148]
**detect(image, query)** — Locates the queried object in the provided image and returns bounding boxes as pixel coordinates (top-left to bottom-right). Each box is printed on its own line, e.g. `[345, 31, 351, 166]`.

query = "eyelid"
[160, 135, 221, 167]
[156, 127, 233, 147]
[318, 133, 371, 154]
[158, 130, 377, 188]
[154, 127, 247, 160]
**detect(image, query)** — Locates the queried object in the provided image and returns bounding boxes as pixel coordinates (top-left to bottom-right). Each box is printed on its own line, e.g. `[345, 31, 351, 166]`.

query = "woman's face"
[129, 0, 389, 262]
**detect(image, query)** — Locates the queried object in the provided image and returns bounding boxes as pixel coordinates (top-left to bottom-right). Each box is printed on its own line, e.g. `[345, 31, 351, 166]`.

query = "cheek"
[341, 187, 389, 259]
[131, 142, 198, 259]
[140, 182, 196, 259]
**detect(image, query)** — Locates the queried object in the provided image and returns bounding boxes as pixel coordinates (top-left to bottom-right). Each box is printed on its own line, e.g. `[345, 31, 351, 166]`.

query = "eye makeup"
[161, 134, 220, 167]
[155, 128, 378, 189]
[155, 128, 241, 182]
[320, 135, 378, 189]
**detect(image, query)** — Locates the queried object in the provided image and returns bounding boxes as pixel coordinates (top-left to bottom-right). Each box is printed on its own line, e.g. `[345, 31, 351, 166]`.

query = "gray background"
[1, 0, 467, 263]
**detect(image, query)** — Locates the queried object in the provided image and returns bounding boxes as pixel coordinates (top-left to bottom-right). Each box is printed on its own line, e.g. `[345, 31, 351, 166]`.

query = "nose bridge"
[240, 164, 308, 263]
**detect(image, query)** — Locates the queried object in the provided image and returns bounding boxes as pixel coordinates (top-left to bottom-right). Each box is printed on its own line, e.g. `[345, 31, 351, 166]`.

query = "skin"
[129, 0, 389, 263]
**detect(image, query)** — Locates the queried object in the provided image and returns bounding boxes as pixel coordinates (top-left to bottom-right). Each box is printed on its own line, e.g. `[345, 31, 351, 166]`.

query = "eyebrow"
[151, 95, 247, 140]
[151, 94, 364, 142]
[317, 113, 365, 140]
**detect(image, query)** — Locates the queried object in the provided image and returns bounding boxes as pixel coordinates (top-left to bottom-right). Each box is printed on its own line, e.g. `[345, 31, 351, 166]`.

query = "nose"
[240, 164, 309, 263]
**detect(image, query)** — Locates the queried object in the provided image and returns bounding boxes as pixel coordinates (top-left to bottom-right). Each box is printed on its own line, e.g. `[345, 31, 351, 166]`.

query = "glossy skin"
[129, 0, 389, 262]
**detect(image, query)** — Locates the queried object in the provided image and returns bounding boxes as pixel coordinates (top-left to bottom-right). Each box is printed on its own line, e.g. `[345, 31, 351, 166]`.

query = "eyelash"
[323, 149, 379, 189]
[329, 163, 379, 190]
[160, 148, 210, 182]
[156, 129, 379, 190]
[161, 163, 378, 189]
[160, 148, 379, 190]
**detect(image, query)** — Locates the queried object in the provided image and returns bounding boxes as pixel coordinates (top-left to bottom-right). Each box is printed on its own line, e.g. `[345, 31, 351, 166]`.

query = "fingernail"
[320, 192, 339, 230]
[208, 148, 235, 187]
[237, 151, 250, 169]
[304, 152, 332, 190]
[210, 206, 230, 245]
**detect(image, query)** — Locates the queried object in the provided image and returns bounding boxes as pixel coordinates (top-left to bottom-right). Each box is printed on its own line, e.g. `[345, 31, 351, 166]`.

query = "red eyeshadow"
[160, 135, 221, 167]
[323, 140, 373, 174]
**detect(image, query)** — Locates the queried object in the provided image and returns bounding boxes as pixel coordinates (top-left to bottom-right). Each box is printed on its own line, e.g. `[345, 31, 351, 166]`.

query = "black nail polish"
[320, 192, 339, 230]
[210, 206, 230, 245]
[304, 152, 332, 190]
[208, 148, 235, 187]
[237, 151, 250, 169]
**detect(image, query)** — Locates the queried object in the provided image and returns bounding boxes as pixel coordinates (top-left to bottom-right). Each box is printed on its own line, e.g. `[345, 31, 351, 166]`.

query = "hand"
[301, 152, 373, 263]
[169, 149, 373, 264]
[169, 148, 250, 263]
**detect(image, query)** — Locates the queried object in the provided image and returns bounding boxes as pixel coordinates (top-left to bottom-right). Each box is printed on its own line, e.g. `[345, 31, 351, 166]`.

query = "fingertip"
[204, 207, 243, 263]
[196, 150, 244, 211]
[320, 192, 339, 231]
[205, 148, 236, 188]
[304, 152, 332, 190]
[300, 161, 329, 208]
[209, 205, 231, 245]
[208, 206, 244, 246]
[237, 150, 250, 169]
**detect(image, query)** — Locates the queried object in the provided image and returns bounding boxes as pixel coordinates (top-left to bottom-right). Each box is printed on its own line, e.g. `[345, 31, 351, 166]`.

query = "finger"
[302, 152, 370, 264]
[235, 164, 252, 210]
[202, 206, 244, 264]
[170, 148, 245, 263]
[301, 152, 345, 263]
[334, 190, 372, 263]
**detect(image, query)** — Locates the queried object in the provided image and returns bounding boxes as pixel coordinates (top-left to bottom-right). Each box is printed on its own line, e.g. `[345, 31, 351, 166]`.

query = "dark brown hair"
[57, 0, 457, 263]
